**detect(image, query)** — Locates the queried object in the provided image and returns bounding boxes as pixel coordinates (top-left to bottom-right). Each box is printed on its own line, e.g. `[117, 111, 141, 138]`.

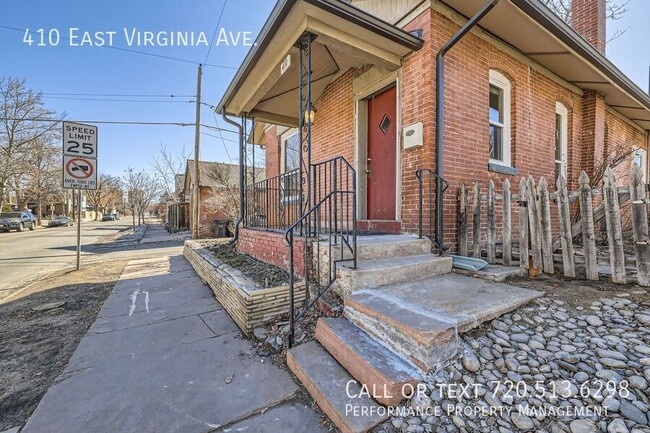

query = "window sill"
[488, 163, 519, 176]
[280, 196, 300, 206]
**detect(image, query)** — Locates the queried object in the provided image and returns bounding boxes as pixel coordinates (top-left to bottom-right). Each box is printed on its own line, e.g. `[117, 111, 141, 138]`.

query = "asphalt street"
[0, 219, 131, 299]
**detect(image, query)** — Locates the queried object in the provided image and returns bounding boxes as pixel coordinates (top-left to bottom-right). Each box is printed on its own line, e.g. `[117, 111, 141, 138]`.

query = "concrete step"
[345, 274, 543, 371]
[315, 318, 421, 406]
[345, 289, 459, 372]
[316, 234, 431, 262]
[287, 341, 388, 433]
[335, 254, 453, 294]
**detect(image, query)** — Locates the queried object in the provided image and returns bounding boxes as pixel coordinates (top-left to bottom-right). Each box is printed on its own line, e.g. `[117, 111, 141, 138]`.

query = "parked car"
[102, 214, 116, 222]
[0, 211, 37, 232]
[112, 213, 120, 220]
[48, 216, 74, 227]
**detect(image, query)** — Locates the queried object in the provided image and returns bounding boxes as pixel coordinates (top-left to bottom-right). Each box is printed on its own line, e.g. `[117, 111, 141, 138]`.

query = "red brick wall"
[263, 125, 281, 178]
[236, 227, 309, 276]
[191, 186, 228, 238]
[606, 111, 647, 183]
[255, 6, 646, 253]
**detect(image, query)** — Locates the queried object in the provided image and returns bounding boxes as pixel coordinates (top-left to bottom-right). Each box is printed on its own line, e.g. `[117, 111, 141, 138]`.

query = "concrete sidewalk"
[140, 222, 176, 244]
[21, 254, 327, 433]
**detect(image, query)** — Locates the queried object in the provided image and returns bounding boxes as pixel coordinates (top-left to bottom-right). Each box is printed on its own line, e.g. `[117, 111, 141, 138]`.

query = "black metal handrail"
[286, 156, 356, 347]
[244, 168, 300, 231]
[417, 168, 450, 253]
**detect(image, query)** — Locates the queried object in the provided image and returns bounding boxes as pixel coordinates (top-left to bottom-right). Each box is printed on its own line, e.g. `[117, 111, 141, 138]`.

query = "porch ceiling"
[218, 0, 423, 127]
[441, 0, 650, 131]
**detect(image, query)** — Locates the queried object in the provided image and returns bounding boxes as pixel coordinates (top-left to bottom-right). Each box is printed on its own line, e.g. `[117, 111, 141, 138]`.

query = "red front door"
[367, 86, 397, 220]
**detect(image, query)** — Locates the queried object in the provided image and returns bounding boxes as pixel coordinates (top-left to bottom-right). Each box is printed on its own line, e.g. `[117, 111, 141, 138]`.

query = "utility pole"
[192, 64, 202, 239]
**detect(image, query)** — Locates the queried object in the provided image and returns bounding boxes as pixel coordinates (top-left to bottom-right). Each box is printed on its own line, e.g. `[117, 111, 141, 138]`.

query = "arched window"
[489, 70, 512, 167]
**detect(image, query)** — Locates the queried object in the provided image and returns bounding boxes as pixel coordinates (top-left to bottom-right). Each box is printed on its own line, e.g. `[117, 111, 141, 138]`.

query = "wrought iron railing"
[245, 168, 301, 230]
[286, 156, 357, 347]
[416, 168, 450, 252]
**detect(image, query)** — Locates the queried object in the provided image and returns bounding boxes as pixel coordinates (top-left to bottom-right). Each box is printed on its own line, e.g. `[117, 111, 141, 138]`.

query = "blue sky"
[0, 0, 647, 177]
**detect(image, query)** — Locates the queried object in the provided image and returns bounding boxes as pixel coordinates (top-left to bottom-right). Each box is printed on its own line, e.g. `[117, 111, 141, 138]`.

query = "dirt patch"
[209, 242, 290, 288]
[0, 260, 127, 431]
[508, 271, 650, 308]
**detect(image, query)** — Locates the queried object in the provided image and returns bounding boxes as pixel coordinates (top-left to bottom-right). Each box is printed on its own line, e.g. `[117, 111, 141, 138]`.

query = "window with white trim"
[280, 129, 300, 203]
[632, 147, 647, 181]
[489, 70, 512, 167]
[281, 129, 299, 173]
[555, 102, 568, 181]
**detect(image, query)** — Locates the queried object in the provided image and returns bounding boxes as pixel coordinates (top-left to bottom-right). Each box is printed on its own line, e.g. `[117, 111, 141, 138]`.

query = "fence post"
[487, 179, 496, 263]
[459, 183, 468, 257]
[538, 177, 554, 274]
[503, 178, 512, 266]
[630, 165, 650, 286]
[518, 178, 529, 270]
[603, 167, 627, 283]
[526, 176, 543, 274]
[472, 181, 481, 259]
[556, 174, 576, 277]
[579, 171, 598, 280]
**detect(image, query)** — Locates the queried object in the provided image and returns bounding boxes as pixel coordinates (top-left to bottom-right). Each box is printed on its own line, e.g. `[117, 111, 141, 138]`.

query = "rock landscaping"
[387, 289, 650, 433]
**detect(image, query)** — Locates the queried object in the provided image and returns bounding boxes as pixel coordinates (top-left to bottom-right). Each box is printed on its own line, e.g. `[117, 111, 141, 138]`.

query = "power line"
[204, 0, 229, 65]
[42, 96, 192, 103]
[0, 24, 238, 70]
[43, 92, 195, 98]
[1, 117, 238, 133]
[211, 110, 234, 162]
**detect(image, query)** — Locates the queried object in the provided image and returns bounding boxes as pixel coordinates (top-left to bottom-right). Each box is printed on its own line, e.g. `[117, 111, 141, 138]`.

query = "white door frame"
[353, 69, 401, 221]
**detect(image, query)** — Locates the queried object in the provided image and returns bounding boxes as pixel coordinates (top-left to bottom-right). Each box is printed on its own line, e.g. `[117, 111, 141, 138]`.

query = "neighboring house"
[183, 160, 261, 238]
[166, 174, 190, 232]
[219, 0, 650, 256]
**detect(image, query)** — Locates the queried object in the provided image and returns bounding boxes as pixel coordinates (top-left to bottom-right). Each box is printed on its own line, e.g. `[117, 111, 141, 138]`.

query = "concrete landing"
[21, 255, 323, 433]
[345, 274, 543, 371]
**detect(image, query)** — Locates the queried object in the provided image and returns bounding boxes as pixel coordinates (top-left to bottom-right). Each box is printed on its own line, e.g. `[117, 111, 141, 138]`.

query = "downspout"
[221, 107, 245, 244]
[435, 0, 500, 253]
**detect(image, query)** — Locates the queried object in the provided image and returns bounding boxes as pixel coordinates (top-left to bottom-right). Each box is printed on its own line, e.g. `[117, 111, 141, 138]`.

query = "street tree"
[123, 167, 162, 226]
[86, 174, 123, 220]
[150, 143, 190, 198]
[0, 77, 60, 210]
[22, 139, 62, 224]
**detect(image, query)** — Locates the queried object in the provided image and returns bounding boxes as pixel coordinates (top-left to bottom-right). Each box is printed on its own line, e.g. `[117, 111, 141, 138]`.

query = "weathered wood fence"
[458, 165, 650, 286]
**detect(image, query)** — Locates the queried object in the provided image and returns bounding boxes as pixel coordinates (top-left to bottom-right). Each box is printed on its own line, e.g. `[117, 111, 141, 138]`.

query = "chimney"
[571, 0, 606, 54]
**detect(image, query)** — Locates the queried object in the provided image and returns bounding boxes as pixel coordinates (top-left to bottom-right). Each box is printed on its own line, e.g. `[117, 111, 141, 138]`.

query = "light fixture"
[303, 107, 316, 125]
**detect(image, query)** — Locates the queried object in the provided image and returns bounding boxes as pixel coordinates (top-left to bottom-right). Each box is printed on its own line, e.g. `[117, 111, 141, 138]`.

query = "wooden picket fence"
[458, 165, 650, 286]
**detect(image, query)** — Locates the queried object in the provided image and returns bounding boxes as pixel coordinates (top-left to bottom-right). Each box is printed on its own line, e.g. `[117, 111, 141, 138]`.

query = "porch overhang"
[440, 0, 650, 130]
[218, 0, 424, 127]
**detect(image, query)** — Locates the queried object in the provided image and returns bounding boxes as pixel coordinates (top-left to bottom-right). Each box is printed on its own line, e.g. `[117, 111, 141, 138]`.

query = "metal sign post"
[76, 189, 82, 270]
[62, 121, 98, 271]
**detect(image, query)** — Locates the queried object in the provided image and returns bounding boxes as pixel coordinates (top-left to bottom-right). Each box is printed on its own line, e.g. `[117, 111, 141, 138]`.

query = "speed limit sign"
[63, 121, 98, 158]
[62, 121, 98, 190]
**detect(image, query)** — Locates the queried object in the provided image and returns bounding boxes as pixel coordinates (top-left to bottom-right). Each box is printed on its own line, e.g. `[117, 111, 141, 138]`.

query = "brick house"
[183, 160, 242, 238]
[218, 0, 650, 261]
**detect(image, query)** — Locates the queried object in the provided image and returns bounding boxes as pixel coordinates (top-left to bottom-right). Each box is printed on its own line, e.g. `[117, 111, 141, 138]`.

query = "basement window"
[488, 70, 511, 167]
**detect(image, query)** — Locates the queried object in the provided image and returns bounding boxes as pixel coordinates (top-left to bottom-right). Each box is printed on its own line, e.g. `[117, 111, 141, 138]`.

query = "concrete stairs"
[316, 234, 452, 295]
[288, 235, 542, 433]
